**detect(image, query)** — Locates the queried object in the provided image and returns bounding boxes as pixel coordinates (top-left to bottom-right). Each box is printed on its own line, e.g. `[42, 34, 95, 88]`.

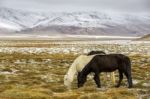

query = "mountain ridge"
[0, 7, 150, 36]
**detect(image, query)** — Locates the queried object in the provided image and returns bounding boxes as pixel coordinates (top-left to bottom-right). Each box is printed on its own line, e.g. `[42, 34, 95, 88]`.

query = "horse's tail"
[125, 56, 132, 74]
[121, 55, 132, 76]
[123, 55, 133, 87]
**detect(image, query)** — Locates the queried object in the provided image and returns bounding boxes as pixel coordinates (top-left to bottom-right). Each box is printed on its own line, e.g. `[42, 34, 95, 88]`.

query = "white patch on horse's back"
[75, 55, 95, 72]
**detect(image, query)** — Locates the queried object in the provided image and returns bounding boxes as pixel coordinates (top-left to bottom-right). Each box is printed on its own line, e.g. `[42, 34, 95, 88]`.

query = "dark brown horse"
[78, 54, 133, 88]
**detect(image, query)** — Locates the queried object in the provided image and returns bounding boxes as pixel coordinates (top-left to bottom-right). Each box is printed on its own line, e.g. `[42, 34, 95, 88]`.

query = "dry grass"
[0, 40, 149, 99]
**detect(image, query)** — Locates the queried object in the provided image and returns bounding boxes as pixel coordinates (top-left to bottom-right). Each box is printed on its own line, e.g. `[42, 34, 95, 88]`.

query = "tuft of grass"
[0, 88, 52, 99]
[106, 88, 137, 99]
[78, 92, 108, 99]
[0, 42, 149, 99]
[0, 84, 12, 92]
[52, 92, 79, 99]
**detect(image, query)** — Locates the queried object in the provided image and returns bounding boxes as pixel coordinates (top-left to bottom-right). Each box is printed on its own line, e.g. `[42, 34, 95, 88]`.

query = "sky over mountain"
[0, 0, 150, 13]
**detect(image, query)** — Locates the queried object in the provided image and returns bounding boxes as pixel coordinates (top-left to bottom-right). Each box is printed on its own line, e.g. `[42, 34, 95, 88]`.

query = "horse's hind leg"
[115, 70, 123, 87]
[124, 70, 133, 88]
[94, 73, 101, 88]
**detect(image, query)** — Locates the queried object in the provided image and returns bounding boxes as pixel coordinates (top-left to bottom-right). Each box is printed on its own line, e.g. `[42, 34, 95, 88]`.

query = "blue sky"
[0, 0, 149, 12]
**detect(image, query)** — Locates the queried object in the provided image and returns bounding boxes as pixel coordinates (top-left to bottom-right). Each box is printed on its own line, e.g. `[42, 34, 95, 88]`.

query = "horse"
[77, 54, 133, 88]
[64, 51, 105, 89]
[87, 51, 116, 85]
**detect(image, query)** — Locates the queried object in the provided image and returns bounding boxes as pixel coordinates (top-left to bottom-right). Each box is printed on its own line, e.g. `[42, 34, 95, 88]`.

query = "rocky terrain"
[0, 40, 149, 99]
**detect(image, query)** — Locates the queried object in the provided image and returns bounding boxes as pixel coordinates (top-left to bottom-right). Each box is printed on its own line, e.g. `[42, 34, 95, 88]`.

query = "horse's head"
[77, 72, 87, 88]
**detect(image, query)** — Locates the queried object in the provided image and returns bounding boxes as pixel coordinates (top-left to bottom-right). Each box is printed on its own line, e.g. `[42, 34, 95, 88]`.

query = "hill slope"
[136, 34, 150, 41]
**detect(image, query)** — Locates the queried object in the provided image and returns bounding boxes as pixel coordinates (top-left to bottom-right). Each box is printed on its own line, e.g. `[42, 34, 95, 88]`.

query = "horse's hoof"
[128, 86, 133, 88]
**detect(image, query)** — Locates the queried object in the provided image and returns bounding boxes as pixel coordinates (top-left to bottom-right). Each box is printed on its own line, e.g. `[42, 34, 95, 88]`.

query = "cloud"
[0, 0, 149, 13]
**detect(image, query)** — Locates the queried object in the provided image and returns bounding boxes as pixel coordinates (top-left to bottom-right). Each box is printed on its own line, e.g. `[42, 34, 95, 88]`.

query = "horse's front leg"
[94, 73, 101, 88]
[115, 70, 123, 87]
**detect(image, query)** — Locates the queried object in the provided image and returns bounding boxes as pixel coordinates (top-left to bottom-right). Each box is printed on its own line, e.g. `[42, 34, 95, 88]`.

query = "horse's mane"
[65, 55, 80, 82]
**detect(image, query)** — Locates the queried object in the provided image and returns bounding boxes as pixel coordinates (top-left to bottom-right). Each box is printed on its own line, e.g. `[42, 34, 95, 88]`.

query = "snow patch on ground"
[0, 40, 149, 55]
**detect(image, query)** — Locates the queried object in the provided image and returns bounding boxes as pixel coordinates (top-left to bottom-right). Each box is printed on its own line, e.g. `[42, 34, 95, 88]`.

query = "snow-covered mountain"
[0, 7, 150, 36]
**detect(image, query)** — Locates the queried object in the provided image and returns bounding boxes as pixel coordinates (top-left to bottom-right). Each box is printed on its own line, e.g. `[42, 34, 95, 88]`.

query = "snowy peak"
[0, 7, 45, 31]
[0, 7, 150, 36]
[32, 11, 150, 28]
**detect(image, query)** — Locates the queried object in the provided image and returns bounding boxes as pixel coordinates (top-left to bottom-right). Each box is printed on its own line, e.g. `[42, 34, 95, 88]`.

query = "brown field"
[0, 40, 149, 99]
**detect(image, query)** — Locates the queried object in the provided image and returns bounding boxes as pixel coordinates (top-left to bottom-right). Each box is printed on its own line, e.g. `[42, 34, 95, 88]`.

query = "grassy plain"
[0, 40, 149, 99]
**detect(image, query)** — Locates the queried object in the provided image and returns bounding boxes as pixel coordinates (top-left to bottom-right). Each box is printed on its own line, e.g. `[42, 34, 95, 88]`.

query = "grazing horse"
[64, 51, 105, 89]
[87, 51, 116, 85]
[78, 54, 133, 88]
